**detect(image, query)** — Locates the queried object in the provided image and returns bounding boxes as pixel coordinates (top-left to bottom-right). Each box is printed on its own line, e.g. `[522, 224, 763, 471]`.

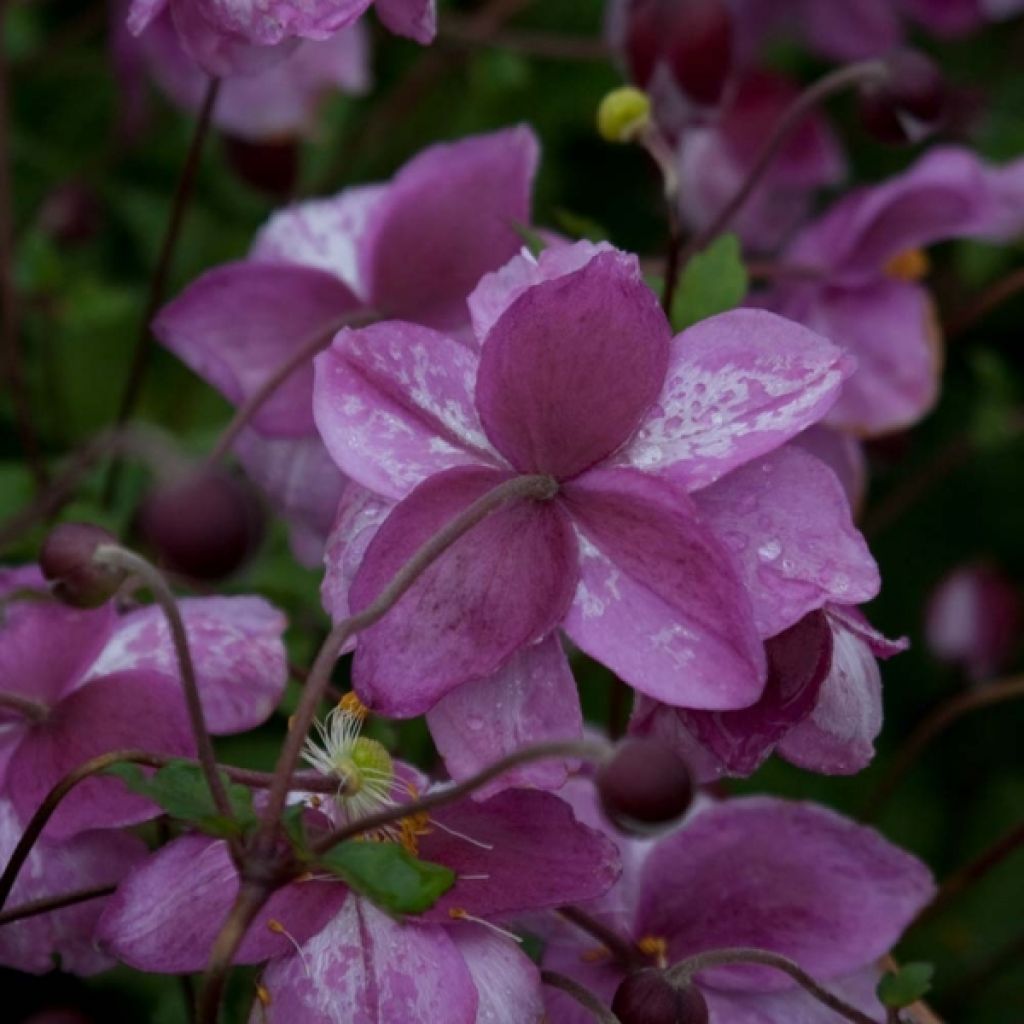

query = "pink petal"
[619, 309, 852, 490]
[375, 0, 437, 42]
[451, 925, 544, 1023]
[0, 599, 115, 708]
[426, 635, 583, 799]
[801, 0, 902, 59]
[476, 249, 670, 479]
[349, 466, 578, 716]
[561, 467, 765, 710]
[8, 671, 195, 839]
[0, 799, 147, 975]
[634, 798, 934, 990]
[97, 834, 346, 972]
[154, 262, 361, 437]
[359, 126, 538, 328]
[126, 0, 168, 34]
[792, 425, 867, 515]
[777, 608, 892, 774]
[83, 596, 288, 734]
[252, 184, 387, 297]
[695, 446, 879, 637]
[255, 896, 477, 1024]
[196, 0, 372, 47]
[632, 610, 832, 780]
[417, 789, 621, 923]
[313, 321, 499, 500]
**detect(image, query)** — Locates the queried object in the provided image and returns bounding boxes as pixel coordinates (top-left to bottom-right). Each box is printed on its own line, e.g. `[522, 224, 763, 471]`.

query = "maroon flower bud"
[624, 0, 733, 106]
[597, 738, 694, 834]
[36, 181, 102, 247]
[612, 970, 709, 1024]
[223, 136, 300, 199]
[925, 563, 1020, 681]
[859, 50, 947, 145]
[136, 467, 264, 581]
[40, 522, 124, 608]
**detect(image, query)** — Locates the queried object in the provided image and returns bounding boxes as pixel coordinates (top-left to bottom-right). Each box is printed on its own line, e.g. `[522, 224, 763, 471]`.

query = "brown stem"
[196, 881, 271, 1024]
[541, 969, 622, 1023]
[914, 816, 1024, 927]
[93, 545, 234, 824]
[0, 2, 47, 490]
[862, 674, 1024, 820]
[675, 60, 887, 268]
[310, 738, 609, 856]
[206, 310, 377, 464]
[104, 77, 221, 501]
[667, 948, 877, 1024]
[0, 691, 49, 723]
[945, 265, 1024, 340]
[255, 472, 560, 848]
[559, 904, 645, 968]
[0, 883, 116, 925]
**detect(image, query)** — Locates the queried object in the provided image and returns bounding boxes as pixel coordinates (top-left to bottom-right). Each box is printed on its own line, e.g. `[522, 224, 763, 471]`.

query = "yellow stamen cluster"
[884, 247, 931, 282]
[637, 935, 668, 969]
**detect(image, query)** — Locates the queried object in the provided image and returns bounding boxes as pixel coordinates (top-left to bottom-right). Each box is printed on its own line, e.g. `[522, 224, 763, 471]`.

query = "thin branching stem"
[541, 969, 622, 1023]
[0, 883, 116, 925]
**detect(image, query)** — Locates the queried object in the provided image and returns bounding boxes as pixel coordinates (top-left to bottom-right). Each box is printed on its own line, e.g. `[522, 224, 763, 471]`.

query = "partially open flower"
[40, 522, 124, 608]
[597, 738, 694, 834]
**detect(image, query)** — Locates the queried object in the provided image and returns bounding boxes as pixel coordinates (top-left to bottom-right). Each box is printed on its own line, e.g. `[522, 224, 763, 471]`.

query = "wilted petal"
[7, 672, 194, 839]
[314, 321, 499, 500]
[418, 789, 620, 922]
[98, 834, 345, 972]
[451, 925, 544, 1024]
[350, 466, 578, 717]
[360, 126, 538, 328]
[375, 0, 437, 42]
[634, 798, 934, 990]
[562, 468, 764, 710]
[426, 635, 583, 799]
[256, 896, 477, 1024]
[695, 446, 879, 637]
[619, 309, 851, 490]
[0, 800, 147, 975]
[633, 611, 832, 780]
[476, 250, 670, 480]
[83, 597, 288, 734]
[252, 185, 387, 296]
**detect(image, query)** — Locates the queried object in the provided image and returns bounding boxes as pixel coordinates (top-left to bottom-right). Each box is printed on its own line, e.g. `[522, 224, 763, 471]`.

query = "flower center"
[884, 247, 930, 282]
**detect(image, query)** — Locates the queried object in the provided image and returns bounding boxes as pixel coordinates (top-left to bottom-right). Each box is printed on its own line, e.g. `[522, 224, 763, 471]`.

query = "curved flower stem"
[0, 692, 49, 723]
[673, 60, 887, 270]
[541, 969, 622, 1023]
[558, 904, 645, 968]
[93, 544, 232, 824]
[0, 747, 336, 911]
[666, 948, 877, 1024]
[104, 76, 221, 502]
[310, 738, 610, 856]
[0, 9, 46, 490]
[0, 883, 116, 925]
[862, 674, 1024, 821]
[914, 815, 1024, 927]
[255, 472, 561, 850]
[205, 309, 378, 465]
[946, 264, 1024, 339]
[197, 880, 270, 1024]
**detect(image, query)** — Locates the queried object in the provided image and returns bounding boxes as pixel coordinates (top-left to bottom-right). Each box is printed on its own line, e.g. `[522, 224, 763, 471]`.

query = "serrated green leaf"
[671, 233, 749, 331]
[877, 962, 934, 1008]
[105, 760, 257, 838]
[315, 841, 454, 914]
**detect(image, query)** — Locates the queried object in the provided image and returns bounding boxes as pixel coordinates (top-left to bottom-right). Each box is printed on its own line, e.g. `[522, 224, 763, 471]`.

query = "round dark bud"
[612, 970, 709, 1024]
[597, 738, 694, 834]
[859, 50, 947, 146]
[223, 136, 300, 199]
[136, 467, 264, 581]
[625, 0, 732, 106]
[40, 522, 123, 608]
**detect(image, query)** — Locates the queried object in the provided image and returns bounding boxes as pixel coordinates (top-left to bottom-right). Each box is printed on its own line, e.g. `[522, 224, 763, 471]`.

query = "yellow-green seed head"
[597, 87, 652, 144]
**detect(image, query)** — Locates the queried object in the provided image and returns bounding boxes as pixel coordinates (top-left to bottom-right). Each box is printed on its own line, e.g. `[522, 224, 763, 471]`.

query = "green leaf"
[281, 802, 309, 857]
[106, 760, 257, 839]
[671, 233, 749, 331]
[511, 221, 548, 257]
[877, 962, 935, 1008]
[315, 841, 455, 914]
[552, 208, 608, 243]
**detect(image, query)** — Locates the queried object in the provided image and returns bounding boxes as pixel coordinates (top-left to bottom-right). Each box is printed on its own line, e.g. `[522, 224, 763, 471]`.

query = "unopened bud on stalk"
[136, 466, 264, 581]
[598, 86, 653, 143]
[859, 50, 947, 145]
[612, 969, 709, 1024]
[596, 738, 694, 834]
[40, 522, 125, 608]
